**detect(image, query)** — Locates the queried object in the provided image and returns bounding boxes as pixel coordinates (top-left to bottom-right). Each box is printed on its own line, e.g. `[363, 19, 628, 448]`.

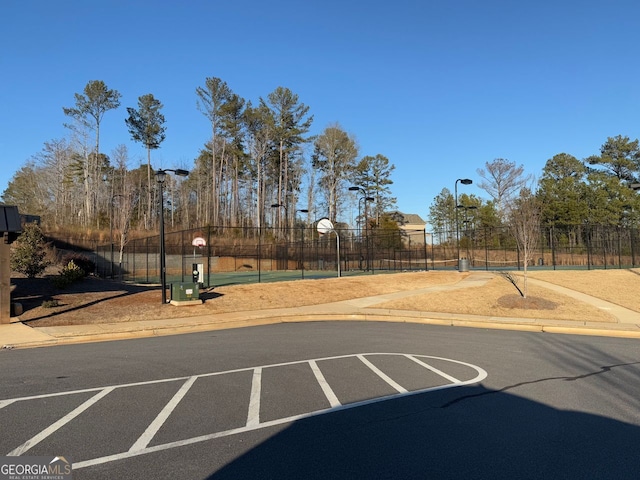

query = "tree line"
[1, 79, 398, 241]
[428, 136, 640, 249]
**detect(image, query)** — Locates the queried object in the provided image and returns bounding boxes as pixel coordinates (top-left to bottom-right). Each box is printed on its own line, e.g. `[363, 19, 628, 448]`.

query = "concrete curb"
[4, 271, 640, 349]
[4, 310, 640, 350]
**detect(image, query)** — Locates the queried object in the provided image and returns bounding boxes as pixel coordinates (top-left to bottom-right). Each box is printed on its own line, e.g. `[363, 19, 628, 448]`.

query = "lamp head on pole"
[156, 168, 189, 184]
[460, 178, 472, 185]
[155, 170, 167, 184]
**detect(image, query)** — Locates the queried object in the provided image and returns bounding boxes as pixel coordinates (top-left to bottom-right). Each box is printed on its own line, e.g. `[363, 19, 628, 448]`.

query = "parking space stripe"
[129, 376, 197, 452]
[357, 355, 408, 393]
[7, 387, 115, 456]
[405, 354, 462, 384]
[246, 367, 262, 427]
[73, 372, 485, 471]
[309, 360, 341, 408]
[0, 400, 15, 410]
[5, 353, 488, 470]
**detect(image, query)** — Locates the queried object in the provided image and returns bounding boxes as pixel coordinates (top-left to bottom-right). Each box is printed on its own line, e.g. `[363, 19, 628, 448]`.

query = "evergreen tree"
[312, 124, 358, 223]
[352, 154, 396, 222]
[63, 81, 121, 226]
[244, 101, 276, 229]
[586, 135, 640, 183]
[537, 153, 588, 226]
[261, 86, 313, 222]
[196, 77, 233, 225]
[125, 93, 167, 228]
[428, 188, 455, 244]
[11, 223, 50, 278]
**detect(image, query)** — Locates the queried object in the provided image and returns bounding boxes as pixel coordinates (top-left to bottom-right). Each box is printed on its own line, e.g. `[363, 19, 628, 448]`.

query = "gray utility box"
[171, 282, 200, 301]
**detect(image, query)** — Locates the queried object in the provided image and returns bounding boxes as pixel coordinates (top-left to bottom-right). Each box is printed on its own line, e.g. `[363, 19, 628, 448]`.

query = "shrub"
[51, 260, 86, 289]
[60, 252, 95, 276]
[42, 299, 61, 308]
[10, 223, 51, 278]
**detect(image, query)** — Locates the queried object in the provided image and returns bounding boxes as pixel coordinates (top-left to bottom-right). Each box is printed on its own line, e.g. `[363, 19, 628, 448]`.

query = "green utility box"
[171, 282, 200, 301]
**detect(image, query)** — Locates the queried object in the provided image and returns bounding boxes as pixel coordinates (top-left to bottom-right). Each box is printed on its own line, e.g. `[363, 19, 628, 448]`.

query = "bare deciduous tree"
[507, 187, 541, 298]
[477, 158, 531, 219]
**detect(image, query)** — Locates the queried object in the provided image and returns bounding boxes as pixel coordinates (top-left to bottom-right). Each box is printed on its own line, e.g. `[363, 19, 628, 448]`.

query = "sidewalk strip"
[129, 376, 197, 452]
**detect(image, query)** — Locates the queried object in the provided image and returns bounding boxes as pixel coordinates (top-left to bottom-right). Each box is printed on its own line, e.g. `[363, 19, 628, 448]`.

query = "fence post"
[586, 226, 592, 270]
[484, 228, 489, 271]
[146, 236, 150, 283]
[632, 227, 636, 267]
[550, 226, 556, 270]
[257, 226, 261, 284]
[206, 226, 211, 288]
[617, 226, 622, 268]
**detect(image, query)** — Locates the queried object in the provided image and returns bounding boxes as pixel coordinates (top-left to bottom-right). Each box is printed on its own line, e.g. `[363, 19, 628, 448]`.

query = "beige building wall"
[396, 213, 426, 246]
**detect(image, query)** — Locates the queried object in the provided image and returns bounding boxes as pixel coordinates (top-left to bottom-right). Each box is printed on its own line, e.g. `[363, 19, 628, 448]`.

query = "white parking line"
[8, 387, 115, 456]
[3, 353, 488, 470]
[0, 399, 15, 410]
[405, 354, 462, 384]
[129, 376, 197, 452]
[357, 354, 408, 393]
[310, 360, 341, 408]
[246, 367, 262, 427]
[74, 367, 486, 471]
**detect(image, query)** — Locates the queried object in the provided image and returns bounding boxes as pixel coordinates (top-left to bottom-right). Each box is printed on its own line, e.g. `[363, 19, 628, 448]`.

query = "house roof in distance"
[394, 212, 425, 225]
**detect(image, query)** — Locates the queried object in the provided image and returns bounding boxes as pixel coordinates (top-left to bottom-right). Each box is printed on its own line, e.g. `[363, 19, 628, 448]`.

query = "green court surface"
[181, 269, 389, 287]
[135, 268, 402, 288]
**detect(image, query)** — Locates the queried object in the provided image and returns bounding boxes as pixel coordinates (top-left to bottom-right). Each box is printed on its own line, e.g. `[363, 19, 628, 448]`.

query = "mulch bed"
[497, 294, 558, 310]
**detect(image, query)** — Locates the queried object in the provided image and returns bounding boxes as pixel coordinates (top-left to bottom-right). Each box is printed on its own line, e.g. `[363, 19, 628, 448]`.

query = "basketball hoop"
[192, 237, 206, 247]
[316, 218, 334, 235]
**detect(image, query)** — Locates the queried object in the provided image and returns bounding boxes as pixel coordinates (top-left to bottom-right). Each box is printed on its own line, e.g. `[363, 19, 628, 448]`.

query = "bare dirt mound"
[497, 294, 558, 310]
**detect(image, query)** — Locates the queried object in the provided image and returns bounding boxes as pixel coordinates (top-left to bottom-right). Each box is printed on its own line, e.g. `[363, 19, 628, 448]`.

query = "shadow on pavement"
[202, 385, 640, 479]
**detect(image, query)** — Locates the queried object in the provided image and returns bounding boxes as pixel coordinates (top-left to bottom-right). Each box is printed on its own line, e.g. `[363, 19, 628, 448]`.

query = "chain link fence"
[90, 224, 640, 287]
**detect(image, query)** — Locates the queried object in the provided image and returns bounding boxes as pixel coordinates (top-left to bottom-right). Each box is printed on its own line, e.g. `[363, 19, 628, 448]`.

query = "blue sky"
[2, 0, 639, 228]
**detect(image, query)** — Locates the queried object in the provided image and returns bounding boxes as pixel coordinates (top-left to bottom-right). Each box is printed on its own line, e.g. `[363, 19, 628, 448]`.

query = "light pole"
[454, 178, 472, 264]
[271, 202, 288, 241]
[156, 168, 189, 304]
[458, 204, 477, 262]
[349, 186, 374, 271]
[359, 196, 374, 270]
[296, 209, 309, 278]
